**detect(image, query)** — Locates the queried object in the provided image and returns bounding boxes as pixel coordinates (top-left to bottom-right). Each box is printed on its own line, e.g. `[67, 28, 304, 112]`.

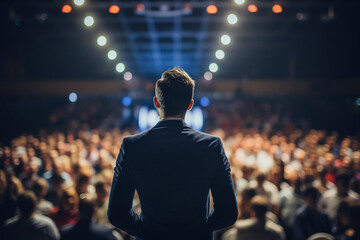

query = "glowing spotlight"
[69, 92, 78, 103]
[234, 0, 245, 5]
[221, 34, 231, 45]
[206, 5, 218, 14]
[97, 36, 107, 46]
[61, 5, 72, 13]
[227, 14, 238, 25]
[122, 96, 132, 106]
[272, 4, 283, 13]
[107, 50, 117, 60]
[116, 63, 125, 73]
[136, 3, 145, 12]
[204, 71, 213, 81]
[248, 5, 258, 13]
[215, 50, 225, 60]
[74, 0, 84, 6]
[124, 72, 132, 81]
[356, 98, 360, 106]
[84, 16, 94, 27]
[200, 97, 210, 107]
[209, 63, 218, 73]
[109, 5, 120, 14]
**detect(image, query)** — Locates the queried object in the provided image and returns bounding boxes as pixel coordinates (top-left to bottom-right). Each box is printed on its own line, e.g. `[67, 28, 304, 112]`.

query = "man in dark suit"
[108, 67, 238, 240]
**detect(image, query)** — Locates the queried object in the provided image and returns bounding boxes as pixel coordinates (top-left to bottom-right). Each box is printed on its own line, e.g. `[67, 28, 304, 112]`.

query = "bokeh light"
[209, 63, 218, 73]
[248, 5, 258, 13]
[200, 97, 210, 107]
[215, 50, 225, 60]
[227, 14, 238, 25]
[204, 71, 213, 81]
[107, 50, 117, 60]
[61, 5, 72, 13]
[74, 0, 84, 7]
[109, 5, 120, 14]
[221, 34, 231, 45]
[69, 92, 78, 103]
[272, 4, 283, 13]
[234, 0, 245, 5]
[124, 72, 132, 81]
[84, 16, 94, 27]
[116, 63, 125, 73]
[206, 5, 218, 14]
[97, 36, 107, 46]
[122, 96, 132, 106]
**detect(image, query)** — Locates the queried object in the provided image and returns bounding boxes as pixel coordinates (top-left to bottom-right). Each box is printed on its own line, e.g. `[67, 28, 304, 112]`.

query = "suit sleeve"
[208, 137, 238, 230]
[107, 138, 142, 237]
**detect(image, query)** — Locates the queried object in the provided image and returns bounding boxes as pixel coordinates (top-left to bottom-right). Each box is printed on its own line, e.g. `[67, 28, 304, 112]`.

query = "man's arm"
[107, 138, 142, 237]
[208, 137, 238, 231]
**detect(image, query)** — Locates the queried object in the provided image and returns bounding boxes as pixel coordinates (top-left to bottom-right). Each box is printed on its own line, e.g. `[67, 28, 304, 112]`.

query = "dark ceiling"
[1, 0, 360, 81]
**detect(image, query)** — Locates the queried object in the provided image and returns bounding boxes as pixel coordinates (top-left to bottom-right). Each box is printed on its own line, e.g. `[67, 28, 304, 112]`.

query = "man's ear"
[153, 96, 159, 108]
[187, 99, 194, 111]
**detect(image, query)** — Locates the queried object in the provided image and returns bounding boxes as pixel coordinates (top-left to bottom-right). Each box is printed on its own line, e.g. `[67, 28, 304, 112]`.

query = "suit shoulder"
[186, 129, 220, 145]
[123, 130, 150, 143]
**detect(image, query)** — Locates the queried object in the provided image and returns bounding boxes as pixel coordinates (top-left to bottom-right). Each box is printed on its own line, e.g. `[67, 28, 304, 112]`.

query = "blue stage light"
[122, 96, 132, 106]
[200, 97, 210, 107]
[69, 92, 78, 103]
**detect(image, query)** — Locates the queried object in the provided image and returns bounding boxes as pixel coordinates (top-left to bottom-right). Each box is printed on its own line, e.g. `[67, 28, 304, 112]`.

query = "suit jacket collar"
[152, 119, 189, 129]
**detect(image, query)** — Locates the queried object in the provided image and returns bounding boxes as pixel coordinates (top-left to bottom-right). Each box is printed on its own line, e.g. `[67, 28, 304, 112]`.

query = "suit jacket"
[108, 119, 238, 240]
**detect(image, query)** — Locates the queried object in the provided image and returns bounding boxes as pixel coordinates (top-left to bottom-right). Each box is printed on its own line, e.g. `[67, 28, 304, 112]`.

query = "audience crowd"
[1, 99, 360, 240]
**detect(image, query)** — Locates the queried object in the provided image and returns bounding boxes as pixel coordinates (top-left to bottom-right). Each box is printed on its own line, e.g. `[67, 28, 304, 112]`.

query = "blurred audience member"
[33, 177, 54, 216]
[333, 199, 360, 240]
[61, 196, 122, 240]
[222, 195, 285, 240]
[318, 170, 360, 222]
[94, 180, 111, 226]
[292, 187, 331, 240]
[50, 186, 79, 230]
[4, 190, 59, 240]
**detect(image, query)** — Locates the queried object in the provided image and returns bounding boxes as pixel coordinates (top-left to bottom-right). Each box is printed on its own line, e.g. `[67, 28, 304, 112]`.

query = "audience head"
[335, 170, 351, 196]
[78, 196, 96, 220]
[256, 171, 266, 186]
[17, 190, 37, 219]
[304, 186, 320, 209]
[59, 186, 79, 215]
[95, 180, 109, 204]
[154, 67, 194, 117]
[32, 178, 49, 200]
[250, 195, 268, 219]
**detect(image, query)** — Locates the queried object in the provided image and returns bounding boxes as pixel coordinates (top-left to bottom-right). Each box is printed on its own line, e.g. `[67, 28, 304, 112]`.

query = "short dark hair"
[335, 170, 351, 185]
[17, 191, 37, 218]
[32, 178, 48, 198]
[251, 195, 268, 219]
[155, 67, 195, 116]
[79, 197, 96, 220]
[303, 186, 319, 200]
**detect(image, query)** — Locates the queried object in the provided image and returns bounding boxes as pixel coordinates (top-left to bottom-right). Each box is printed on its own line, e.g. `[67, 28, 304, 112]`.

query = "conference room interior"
[1, 0, 360, 240]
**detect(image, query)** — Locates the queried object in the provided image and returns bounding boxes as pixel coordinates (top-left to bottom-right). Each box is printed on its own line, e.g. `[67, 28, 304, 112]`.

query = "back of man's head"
[78, 196, 96, 220]
[155, 67, 195, 116]
[32, 178, 48, 199]
[17, 190, 37, 219]
[250, 195, 268, 219]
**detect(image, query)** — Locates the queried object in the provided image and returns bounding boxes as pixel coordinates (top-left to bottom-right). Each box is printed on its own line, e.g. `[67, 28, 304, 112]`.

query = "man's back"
[4, 214, 60, 240]
[108, 119, 238, 240]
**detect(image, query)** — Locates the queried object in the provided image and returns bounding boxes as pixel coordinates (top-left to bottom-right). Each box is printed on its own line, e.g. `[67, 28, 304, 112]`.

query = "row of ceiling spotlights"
[65, 0, 261, 81]
[71, 0, 132, 81]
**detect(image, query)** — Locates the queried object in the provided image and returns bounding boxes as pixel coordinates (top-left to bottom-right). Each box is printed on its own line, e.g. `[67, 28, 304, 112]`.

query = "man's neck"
[163, 117, 184, 120]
